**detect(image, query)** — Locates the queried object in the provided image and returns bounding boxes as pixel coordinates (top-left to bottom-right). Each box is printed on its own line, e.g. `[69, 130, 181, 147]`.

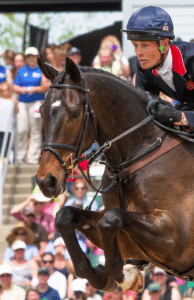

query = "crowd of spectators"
[1, 37, 194, 300]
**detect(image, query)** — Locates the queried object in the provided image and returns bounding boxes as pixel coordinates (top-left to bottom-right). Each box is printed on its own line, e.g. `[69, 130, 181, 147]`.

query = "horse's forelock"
[57, 70, 67, 84]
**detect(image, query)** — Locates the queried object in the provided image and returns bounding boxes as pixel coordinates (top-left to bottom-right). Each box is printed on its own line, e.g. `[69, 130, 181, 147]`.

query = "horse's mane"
[56, 66, 149, 106]
[79, 66, 149, 105]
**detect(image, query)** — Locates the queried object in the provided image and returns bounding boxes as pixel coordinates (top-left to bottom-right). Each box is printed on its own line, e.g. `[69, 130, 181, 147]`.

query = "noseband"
[41, 70, 97, 178]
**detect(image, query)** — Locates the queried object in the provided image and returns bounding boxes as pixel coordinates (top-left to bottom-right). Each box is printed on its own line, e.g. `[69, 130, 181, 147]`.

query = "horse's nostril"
[44, 174, 57, 192]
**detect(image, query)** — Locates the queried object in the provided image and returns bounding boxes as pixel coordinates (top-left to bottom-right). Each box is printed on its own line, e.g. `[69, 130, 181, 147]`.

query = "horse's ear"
[65, 57, 80, 81]
[37, 58, 58, 82]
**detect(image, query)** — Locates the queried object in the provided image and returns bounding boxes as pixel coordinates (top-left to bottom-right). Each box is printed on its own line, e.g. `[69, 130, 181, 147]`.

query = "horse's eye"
[71, 110, 81, 120]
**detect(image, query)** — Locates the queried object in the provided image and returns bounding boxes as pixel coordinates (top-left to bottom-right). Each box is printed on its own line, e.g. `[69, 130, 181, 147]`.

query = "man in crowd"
[0, 264, 26, 300]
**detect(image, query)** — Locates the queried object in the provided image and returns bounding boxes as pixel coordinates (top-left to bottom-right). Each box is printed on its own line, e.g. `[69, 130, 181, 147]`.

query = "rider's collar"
[152, 45, 186, 77]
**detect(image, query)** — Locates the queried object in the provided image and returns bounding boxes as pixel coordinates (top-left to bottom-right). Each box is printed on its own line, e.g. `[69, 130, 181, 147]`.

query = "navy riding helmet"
[122, 6, 175, 41]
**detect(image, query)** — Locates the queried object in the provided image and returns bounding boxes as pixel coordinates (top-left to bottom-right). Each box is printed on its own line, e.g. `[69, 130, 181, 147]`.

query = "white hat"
[12, 240, 26, 250]
[54, 237, 65, 247]
[25, 47, 39, 56]
[34, 192, 52, 202]
[71, 278, 86, 293]
[0, 264, 13, 276]
[153, 267, 166, 275]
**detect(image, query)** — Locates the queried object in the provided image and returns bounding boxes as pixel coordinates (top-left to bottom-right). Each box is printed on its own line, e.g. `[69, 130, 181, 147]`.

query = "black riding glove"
[150, 102, 182, 126]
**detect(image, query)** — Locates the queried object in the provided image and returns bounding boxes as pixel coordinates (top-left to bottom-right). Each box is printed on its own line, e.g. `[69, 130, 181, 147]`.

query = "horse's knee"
[55, 207, 74, 230]
[98, 209, 122, 233]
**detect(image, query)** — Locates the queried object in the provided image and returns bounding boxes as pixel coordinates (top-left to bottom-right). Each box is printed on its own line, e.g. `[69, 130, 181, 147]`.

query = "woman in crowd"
[41, 44, 57, 66]
[4, 223, 38, 262]
[3, 49, 16, 84]
[13, 46, 50, 164]
[0, 82, 18, 160]
[92, 35, 130, 80]
[13, 52, 25, 80]
[52, 47, 67, 71]
[64, 179, 98, 211]
[26, 287, 40, 300]
[6, 240, 37, 287]
[53, 237, 75, 299]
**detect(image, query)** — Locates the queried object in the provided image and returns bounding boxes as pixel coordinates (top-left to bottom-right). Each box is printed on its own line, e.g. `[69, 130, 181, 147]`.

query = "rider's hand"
[151, 102, 182, 125]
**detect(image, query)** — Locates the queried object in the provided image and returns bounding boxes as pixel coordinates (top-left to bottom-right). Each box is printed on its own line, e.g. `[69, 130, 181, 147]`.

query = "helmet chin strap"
[152, 40, 165, 69]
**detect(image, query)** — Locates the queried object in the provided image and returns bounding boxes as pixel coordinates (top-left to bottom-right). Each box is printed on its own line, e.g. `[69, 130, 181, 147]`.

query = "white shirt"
[157, 48, 176, 92]
[32, 270, 67, 299]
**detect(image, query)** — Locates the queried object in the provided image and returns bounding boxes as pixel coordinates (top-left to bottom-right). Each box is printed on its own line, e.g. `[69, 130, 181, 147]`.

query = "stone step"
[3, 183, 33, 195]
[6, 164, 39, 175]
[5, 173, 34, 185]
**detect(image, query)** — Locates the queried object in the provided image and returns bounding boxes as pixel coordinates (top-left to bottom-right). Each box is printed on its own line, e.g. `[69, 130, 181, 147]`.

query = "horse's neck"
[89, 73, 163, 166]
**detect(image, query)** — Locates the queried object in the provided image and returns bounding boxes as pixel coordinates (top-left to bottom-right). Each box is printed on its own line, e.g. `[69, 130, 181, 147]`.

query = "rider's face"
[132, 40, 161, 69]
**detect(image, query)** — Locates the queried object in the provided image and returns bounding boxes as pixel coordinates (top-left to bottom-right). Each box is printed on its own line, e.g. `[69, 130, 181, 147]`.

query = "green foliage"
[0, 11, 121, 51]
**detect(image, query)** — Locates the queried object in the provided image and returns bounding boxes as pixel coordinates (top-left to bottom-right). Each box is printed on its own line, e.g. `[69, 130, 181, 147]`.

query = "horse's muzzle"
[36, 173, 66, 198]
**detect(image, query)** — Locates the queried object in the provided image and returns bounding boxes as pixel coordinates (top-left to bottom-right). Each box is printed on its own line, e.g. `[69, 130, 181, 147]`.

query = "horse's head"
[36, 58, 96, 197]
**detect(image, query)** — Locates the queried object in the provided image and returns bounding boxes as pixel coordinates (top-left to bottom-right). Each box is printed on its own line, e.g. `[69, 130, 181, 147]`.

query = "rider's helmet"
[122, 6, 175, 41]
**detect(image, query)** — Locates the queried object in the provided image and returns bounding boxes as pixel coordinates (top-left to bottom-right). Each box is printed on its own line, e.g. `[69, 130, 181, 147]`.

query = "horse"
[36, 57, 194, 292]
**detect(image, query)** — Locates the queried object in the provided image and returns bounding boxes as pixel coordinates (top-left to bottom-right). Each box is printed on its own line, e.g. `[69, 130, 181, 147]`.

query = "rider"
[122, 6, 194, 130]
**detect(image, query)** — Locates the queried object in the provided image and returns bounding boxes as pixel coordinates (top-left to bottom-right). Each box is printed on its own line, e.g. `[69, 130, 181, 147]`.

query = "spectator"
[85, 279, 102, 300]
[53, 237, 74, 278]
[53, 237, 75, 299]
[86, 239, 104, 268]
[10, 205, 48, 255]
[142, 282, 162, 300]
[36, 267, 60, 300]
[5, 240, 36, 288]
[142, 267, 182, 300]
[26, 287, 40, 300]
[3, 49, 16, 84]
[92, 35, 130, 80]
[13, 46, 50, 164]
[0, 82, 18, 160]
[183, 281, 194, 299]
[67, 47, 82, 66]
[0, 46, 8, 86]
[4, 223, 38, 262]
[52, 47, 66, 71]
[0, 263, 26, 300]
[65, 179, 98, 211]
[32, 252, 67, 299]
[41, 44, 57, 66]
[10, 191, 56, 240]
[71, 278, 87, 300]
[32, 184, 66, 218]
[12, 53, 25, 82]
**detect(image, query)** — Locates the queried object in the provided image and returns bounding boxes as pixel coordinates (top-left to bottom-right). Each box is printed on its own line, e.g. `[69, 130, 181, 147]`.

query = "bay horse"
[36, 57, 194, 292]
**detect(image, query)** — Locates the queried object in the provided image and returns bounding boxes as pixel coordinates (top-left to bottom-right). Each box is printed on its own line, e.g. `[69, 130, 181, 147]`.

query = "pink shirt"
[12, 212, 56, 235]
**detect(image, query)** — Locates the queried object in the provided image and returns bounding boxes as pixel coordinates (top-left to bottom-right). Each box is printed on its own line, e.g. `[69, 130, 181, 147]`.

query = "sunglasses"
[153, 273, 165, 276]
[75, 187, 85, 190]
[25, 214, 35, 218]
[34, 202, 44, 205]
[42, 260, 54, 264]
[15, 232, 27, 236]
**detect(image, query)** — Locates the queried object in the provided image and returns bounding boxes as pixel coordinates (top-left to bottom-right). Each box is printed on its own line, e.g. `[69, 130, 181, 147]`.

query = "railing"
[0, 99, 17, 225]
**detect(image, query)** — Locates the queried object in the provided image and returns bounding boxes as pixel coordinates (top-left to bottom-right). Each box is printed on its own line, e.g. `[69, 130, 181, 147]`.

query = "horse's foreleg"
[55, 206, 117, 292]
[99, 207, 179, 276]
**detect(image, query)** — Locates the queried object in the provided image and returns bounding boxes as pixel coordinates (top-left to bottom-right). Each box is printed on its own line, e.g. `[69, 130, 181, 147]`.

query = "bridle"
[41, 70, 97, 178]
